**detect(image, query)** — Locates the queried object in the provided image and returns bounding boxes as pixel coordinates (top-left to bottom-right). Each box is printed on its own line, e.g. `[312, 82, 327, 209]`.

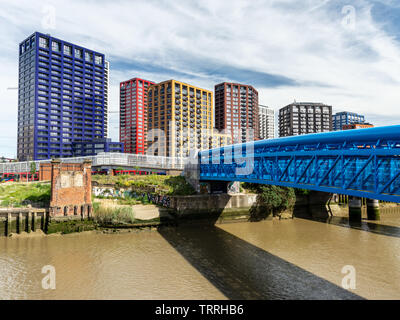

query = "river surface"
[1, 208, 400, 300]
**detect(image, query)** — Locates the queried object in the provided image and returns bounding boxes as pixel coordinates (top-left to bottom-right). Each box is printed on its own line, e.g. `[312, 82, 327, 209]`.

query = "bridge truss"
[199, 126, 400, 202]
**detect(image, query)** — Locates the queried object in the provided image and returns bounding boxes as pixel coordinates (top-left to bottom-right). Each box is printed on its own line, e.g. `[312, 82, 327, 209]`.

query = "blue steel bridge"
[199, 125, 400, 203]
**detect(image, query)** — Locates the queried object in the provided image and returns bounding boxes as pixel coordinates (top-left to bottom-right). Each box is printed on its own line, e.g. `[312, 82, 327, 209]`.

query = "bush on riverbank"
[0, 182, 51, 207]
[242, 183, 296, 221]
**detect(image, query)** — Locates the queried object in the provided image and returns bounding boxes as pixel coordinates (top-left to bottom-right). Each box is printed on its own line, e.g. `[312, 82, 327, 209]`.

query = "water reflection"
[1, 207, 400, 300]
[159, 225, 363, 300]
[301, 212, 400, 238]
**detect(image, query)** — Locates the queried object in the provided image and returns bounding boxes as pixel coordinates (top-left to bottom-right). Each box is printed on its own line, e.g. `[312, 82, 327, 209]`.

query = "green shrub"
[249, 185, 296, 221]
[164, 176, 196, 196]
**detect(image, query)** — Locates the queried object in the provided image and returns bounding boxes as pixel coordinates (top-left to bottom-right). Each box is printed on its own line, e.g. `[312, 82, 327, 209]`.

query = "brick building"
[215, 82, 259, 144]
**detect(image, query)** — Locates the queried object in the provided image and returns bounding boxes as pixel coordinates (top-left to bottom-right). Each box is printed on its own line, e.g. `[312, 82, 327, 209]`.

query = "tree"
[249, 185, 296, 221]
[30, 162, 37, 182]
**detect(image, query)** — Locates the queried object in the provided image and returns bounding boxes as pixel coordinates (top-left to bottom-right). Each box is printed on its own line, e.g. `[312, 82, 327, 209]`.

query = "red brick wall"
[39, 163, 52, 181]
[49, 160, 92, 217]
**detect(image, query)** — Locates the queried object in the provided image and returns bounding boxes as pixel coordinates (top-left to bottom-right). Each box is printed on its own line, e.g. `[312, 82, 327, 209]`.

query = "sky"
[1, 0, 400, 158]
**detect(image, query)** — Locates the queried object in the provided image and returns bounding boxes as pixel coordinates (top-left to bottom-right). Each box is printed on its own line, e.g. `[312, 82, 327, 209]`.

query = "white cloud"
[0, 0, 400, 157]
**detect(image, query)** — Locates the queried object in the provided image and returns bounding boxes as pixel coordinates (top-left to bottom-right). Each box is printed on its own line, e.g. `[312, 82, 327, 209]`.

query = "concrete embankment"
[169, 193, 258, 223]
[93, 193, 259, 231]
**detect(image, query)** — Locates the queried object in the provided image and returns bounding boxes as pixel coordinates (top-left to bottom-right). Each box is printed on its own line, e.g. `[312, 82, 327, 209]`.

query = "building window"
[64, 44, 72, 56]
[85, 52, 93, 63]
[75, 48, 83, 59]
[51, 41, 60, 52]
[95, 55, 103, 65]
[39, 37, 49, 49]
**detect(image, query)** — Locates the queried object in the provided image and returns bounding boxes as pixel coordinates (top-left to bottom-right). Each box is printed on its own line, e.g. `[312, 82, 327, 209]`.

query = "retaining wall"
[0, 208, 47, 236]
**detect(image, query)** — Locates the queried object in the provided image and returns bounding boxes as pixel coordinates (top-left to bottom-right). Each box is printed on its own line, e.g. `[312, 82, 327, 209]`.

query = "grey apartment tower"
[279, 102, 332, 137]
[259, 104, 275, 139]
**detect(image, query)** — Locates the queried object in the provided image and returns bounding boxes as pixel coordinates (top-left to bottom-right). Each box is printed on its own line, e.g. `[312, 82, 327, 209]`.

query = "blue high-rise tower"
[17, 32, 110, 161]
[332, 111, 366, 131]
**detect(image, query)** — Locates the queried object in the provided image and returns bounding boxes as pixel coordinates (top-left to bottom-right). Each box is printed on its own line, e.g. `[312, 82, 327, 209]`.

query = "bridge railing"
[0, 153, 189, 174]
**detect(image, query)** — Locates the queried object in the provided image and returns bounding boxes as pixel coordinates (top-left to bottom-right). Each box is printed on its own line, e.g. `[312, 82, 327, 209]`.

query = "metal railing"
[0, 153, 189, 173]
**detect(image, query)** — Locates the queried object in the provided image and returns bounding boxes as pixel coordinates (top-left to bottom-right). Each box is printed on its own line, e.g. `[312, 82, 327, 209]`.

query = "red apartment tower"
[215, 82, 259, 144]
[120, 78, 155, 154]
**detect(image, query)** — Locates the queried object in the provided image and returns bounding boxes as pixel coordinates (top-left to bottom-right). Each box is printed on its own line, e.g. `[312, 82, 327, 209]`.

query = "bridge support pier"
[367, 199, 380, 221]
[338, 194, 348, 205]
[348, 197, 362, 221]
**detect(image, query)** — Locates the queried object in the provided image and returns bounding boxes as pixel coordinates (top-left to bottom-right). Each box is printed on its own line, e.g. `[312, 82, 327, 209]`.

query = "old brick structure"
[49, 159, 92, 217]
[39, 163, 52, 181]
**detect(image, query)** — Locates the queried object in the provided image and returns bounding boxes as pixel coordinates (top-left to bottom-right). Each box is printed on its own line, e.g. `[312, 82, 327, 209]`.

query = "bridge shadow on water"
[158, 223, 363, 300]
[298, 216, 400, 239]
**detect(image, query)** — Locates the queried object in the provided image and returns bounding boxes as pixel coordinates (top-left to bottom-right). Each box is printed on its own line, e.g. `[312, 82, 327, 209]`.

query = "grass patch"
[117, 196, 150, 205]
[92, 174, 196, 196]
[0, 182, 51, 207]
[92, 202, 136, 225]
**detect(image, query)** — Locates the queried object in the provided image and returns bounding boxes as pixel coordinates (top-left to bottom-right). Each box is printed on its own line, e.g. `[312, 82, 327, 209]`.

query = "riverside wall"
[0, 208, 46, 236]
[169, 193, 258, 223]
[0, 207, 96, 237]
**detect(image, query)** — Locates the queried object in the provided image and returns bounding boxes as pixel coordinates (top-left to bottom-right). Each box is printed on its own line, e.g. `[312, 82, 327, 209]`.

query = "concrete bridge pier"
[348, 196, 362, 221]
[367, 199, 380, 221]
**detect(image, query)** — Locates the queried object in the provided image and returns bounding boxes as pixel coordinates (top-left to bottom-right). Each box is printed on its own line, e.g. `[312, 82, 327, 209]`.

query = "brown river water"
[0, 208, 400, 300]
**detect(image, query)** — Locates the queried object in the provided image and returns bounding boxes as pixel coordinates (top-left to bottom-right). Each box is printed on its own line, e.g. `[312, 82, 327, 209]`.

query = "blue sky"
[1, 0, 400, 157]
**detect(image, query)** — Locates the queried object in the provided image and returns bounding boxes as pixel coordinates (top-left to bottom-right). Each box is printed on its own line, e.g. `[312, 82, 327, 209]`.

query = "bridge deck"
[0, 153, 187, 174]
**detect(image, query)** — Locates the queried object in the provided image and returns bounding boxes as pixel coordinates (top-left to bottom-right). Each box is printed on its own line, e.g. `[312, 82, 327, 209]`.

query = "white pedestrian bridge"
[0, 153, 189, 174]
